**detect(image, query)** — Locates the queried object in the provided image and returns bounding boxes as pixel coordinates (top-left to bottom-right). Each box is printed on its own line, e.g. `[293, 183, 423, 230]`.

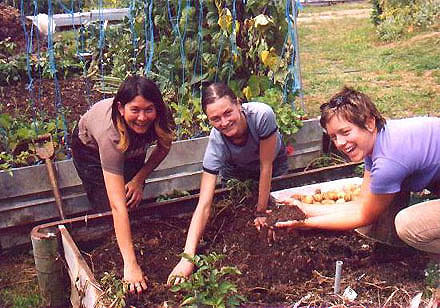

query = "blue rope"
[55, 0, 74, 14]
[166, 0, 189, 85]
[228, 0, 238, 83]
[192, 0, 203, 97]
[293, 0, 304, 111]
[166, 0, 191, 139]
[47, 0, 70, 156]
[281, 0, 303, 109]
[215, 36, 225, 82]
[230, 0, 238, 57]
[20, 0, 34, 92]
[33, 0, 43, 125]
[72, 0, 92, 106]
[144, 0, 154, 75]
[97, 0, 106, 97]
[129, 0, 138, 72]
[20, 0, 39, 134]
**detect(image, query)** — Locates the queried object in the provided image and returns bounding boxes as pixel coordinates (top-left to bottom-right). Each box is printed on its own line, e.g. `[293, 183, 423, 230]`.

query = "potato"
[321, 199, 336, 205]
[313, 193, 323, 202]
[291, 193, 303, 200]
[344, 192, 352, 202]
[337, 191, 346, 200]
[352, 188, 361, 199]
[327, 191, 339, 201]
[301, 195, 314, 204]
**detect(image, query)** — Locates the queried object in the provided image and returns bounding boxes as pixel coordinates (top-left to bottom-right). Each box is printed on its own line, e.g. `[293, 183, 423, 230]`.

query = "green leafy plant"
[304, 153, 349, 171]
[170, 252, 246, 308]
[225, 178, 257, 205]
[0, 38, 28, 85]
[253, 87, 304, 144]
[372, 0, 440, 41]
[354, 163, 365, 178]
[98, 271, 128, 308]
[156, 189, 191, 202]
[0, 113, 68, 171]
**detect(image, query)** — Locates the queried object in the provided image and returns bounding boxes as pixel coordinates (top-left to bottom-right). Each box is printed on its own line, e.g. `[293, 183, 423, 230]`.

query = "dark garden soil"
[0, 77, 103, 126]
[84, 193, 431, 308]
[0, 4, 102, 122]
[0, 4, 39, 53]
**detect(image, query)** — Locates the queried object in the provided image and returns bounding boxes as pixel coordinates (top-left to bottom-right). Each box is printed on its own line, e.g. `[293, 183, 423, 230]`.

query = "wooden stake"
[31, 226, 68, 307]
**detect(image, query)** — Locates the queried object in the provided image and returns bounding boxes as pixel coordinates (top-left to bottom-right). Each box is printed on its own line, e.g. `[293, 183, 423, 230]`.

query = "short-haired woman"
[71, 75, 173, 294]
[276, 86, 440, 303]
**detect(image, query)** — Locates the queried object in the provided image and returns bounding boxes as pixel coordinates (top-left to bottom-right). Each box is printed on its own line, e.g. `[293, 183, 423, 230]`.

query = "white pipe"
[334, 260, 343, 294]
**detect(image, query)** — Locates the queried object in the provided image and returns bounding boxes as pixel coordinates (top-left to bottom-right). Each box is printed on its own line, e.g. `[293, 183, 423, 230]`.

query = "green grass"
[298, 6, 440, 118]
[0, 289, 42, 308]
[0, 251, 43, 308]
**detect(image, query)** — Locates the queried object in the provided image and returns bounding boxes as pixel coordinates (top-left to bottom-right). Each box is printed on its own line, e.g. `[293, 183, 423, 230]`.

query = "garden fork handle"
[45, 158, 66, 220]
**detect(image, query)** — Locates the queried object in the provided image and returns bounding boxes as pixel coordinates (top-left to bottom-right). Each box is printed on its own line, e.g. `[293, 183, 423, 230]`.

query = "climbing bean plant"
[84, 0, 303, 139]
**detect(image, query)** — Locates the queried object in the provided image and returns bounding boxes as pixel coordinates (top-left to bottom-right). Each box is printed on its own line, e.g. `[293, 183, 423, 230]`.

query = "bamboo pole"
[31, 226, 68, 307]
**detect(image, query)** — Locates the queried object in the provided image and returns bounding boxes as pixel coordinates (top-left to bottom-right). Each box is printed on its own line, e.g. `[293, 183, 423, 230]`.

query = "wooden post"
[31, 226, 68, 307]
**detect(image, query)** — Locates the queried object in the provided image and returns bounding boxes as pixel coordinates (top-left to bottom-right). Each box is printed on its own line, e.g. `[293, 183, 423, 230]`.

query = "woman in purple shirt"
[277, 86, 440, 303]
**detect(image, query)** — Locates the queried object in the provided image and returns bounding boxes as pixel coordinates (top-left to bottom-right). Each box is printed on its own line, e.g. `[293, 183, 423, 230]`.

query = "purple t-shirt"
[365, 117, 440, 194]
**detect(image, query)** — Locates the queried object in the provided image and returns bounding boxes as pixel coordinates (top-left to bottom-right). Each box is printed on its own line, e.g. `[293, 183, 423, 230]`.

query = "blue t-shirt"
[202, 102, 285, 177]
[365, 117, 440, 194]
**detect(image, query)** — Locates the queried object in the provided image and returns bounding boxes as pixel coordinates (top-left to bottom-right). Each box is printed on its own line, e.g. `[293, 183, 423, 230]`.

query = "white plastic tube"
[334, 260, 343, 294]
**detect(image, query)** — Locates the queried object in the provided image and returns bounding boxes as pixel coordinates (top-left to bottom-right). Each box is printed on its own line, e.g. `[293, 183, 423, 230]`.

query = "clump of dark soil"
[84, 196, 431, 308]
[265, 204, 306, 227]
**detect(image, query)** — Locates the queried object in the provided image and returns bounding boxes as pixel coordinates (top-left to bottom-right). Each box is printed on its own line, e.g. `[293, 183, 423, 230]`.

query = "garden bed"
[80, 176, 429, 307]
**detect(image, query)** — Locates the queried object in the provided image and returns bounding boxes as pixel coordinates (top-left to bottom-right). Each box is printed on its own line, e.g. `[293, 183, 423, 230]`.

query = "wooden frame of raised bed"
[30, 162, 361, 308]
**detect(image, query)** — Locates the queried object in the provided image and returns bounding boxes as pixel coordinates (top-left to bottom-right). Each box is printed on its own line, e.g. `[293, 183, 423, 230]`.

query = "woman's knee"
[395, 209, 413, 243]
[395, 201, 440, 252]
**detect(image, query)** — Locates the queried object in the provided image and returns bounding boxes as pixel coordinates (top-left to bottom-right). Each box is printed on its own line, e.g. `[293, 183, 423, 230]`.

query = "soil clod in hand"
[265, 204, 306, 227]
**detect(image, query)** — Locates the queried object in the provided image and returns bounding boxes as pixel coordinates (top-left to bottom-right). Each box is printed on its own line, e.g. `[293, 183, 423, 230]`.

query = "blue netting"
[19, 0, 303, 144]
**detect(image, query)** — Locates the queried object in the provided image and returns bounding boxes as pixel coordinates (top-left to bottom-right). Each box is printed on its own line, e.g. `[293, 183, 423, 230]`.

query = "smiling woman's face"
[118, 95, 157, 134]
[325, 114, 377, 162]
[205, 96, 245, 139]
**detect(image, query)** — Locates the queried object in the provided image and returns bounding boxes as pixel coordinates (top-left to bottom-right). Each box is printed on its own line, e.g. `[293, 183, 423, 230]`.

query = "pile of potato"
[281, 183, 361, 205]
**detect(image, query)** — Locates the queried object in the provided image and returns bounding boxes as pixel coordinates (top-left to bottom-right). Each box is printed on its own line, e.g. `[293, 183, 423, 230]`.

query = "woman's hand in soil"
[167, 258, 194, 285]
[124, 262, 148, 294]
[428, 287, 440, 308]
[274, 220, 302, 229]
[253, 210, 272, 231]
[125, 180, 144, 208]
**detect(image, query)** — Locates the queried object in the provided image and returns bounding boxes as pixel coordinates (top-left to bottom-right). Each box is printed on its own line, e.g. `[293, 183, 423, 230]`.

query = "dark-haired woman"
[276, 87, 440, 301]
[71, 76, 173, 294]
[167, 82, 288, 284]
